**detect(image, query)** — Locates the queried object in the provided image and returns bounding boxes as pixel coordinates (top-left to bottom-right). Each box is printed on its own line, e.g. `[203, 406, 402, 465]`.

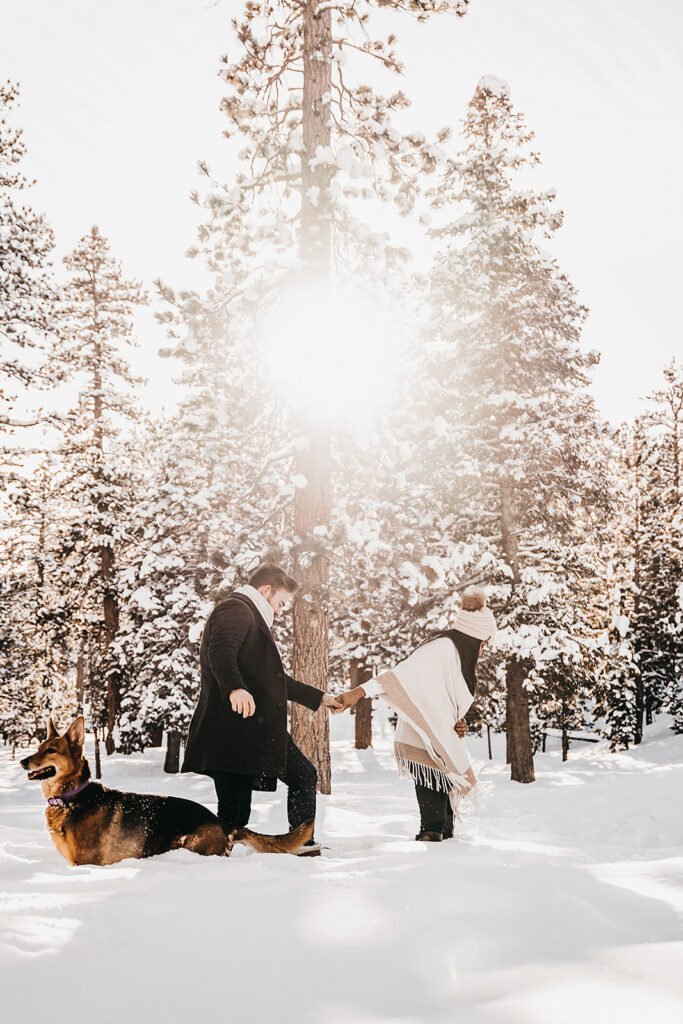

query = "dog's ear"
[66, 717, 85, 750]
[47, 718, 58, 740]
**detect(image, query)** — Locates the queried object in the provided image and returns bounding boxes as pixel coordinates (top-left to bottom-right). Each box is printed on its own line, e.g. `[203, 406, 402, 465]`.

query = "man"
[182, 563, 340, 855]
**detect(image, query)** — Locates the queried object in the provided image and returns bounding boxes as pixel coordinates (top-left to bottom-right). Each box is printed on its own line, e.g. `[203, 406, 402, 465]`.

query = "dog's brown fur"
[21, 717, 314, 866]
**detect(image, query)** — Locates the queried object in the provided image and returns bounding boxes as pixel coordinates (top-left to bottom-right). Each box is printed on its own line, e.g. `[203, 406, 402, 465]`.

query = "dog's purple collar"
[47, 780, 91, 808]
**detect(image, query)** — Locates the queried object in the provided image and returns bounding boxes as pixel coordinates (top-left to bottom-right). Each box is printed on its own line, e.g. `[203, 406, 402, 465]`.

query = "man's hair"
[248, 562, 299, 593]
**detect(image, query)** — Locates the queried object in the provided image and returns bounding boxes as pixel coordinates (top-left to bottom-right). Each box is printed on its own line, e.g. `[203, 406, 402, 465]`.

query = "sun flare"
[256, 281, 406, 426]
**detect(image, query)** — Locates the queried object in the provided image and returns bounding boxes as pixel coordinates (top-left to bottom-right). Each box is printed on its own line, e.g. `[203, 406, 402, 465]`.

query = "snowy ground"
[1, 713, 682, 1024]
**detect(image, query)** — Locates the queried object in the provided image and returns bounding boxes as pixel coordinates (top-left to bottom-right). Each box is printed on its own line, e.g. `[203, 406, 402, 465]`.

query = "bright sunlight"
[256, 280, 407, 426]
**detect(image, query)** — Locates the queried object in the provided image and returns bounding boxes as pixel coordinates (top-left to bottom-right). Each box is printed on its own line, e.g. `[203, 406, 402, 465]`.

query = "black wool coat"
[181, 592, 323, 786]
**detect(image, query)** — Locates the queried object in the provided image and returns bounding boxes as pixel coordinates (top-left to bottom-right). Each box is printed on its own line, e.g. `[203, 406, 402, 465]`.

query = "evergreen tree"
[57, 226, 147, 754]
[425, 77, 607, 782]
[593, 579, 638, 751]
[599, 375, 683, 744]
[0, 81, 57, 434]
[640, 362, 683, 731]
[0, 456, 75, 745]
[114, 418, 218, 769]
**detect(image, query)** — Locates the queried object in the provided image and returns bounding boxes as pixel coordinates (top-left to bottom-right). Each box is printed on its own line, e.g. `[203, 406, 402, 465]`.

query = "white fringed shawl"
[372, 637, 482, 818]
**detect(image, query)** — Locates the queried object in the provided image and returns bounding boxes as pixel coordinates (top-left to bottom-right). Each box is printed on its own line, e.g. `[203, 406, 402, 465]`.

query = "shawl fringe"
[396, 756, 452, 793]
[396, 755, 490, 820]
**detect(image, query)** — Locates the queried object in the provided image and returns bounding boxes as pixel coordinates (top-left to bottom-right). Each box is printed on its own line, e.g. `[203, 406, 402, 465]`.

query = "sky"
[2, 0, 681, 424]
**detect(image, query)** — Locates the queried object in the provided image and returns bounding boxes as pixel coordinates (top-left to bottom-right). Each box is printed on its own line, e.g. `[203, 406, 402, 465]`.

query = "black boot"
[415, 829, 443, 842]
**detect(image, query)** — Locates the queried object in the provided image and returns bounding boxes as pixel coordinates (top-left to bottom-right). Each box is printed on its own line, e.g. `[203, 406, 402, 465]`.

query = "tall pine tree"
[57, 227, 147, 754]
[640, 362, 683, 731]
[425, 77, 606, 781]
[0, 81, 58, 434]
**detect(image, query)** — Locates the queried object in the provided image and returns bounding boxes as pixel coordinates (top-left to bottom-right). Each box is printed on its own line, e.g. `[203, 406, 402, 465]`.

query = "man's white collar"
[235, 584, 274, 629]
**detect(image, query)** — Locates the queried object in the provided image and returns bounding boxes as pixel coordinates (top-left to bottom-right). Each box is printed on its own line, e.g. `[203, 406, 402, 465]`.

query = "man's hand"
[321, 693, 342, 711]
[455, 718, 467, 738]
[333, 687, 366, 714]
[230, 688, 256, 718]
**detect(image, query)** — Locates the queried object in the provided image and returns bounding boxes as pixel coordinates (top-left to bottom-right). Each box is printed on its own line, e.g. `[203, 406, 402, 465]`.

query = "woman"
[336, 589, 496, 841]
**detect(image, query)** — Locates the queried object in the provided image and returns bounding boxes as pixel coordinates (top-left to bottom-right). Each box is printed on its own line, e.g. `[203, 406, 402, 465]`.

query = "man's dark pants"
[210, 735, 317, 831]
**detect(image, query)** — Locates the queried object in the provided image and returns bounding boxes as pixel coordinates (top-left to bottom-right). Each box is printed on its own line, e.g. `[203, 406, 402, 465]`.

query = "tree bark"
[163, 731, 182, 774]
[91, 332, 121, 756]
[486, 723, 492, 760]
[499, 478, 521, 581]
[101, 545, 119, 755]
[290, 423, 332, 793]
[76, 652, 86, 714]
[633, 444, 644, 745]
[93, 728, 102, 780]
[290, 1, 334, 794]
[634, 672, 644, 745]
[499, 478, 535, 782]
[561, 727, 569, 762]
[301, 0, 332, 267]
[148, 723, 164, 747]
[506, 658, 535, 783]
[560, 699, 569, 762]
[350, 657, 373, 750]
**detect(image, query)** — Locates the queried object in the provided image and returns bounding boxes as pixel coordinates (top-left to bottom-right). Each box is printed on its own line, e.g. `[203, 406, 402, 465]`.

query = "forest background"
[1, 0, 681, 790]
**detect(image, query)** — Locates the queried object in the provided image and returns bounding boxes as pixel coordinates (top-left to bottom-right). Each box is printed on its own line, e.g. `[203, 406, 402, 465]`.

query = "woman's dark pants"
[210, 735, 317, 832]
[414, 782, 454, 837]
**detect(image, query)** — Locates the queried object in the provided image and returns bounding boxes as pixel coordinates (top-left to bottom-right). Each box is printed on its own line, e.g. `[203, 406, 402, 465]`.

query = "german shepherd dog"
[21, 717, 314, 866]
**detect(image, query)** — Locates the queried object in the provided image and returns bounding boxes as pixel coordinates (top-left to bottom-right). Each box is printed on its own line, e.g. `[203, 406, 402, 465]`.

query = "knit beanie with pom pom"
[452, 588, 497, 641]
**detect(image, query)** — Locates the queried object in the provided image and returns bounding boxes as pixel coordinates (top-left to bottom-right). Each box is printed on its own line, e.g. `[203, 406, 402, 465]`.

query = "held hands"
[230, 688, 256, 718]
[454, 718, 467, 738]
[332, 686, 366, 714]
[229, 690, 342, 717]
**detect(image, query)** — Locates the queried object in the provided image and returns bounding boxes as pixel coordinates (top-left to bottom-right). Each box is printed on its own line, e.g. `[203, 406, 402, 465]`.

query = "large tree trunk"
[350, 657, 373, 750]
[290, 1, 334, 794]
[506, 658, 535, 783]
[507, 659, 535, 782]
[290, 424, 332, 792]
[163, 731, 182, 774]
[500, 478, 535, 783]
[301, 0, 332, 266]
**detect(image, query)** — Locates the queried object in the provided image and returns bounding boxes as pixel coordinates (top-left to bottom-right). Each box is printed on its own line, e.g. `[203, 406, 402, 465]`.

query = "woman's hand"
[455, 718, 467, 738]
[333, 687, 366, 713]
[321, 693, 342, 711]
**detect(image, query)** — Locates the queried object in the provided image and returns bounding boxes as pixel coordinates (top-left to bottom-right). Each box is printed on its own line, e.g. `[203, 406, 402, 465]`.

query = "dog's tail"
[230, 818, 314, 854]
